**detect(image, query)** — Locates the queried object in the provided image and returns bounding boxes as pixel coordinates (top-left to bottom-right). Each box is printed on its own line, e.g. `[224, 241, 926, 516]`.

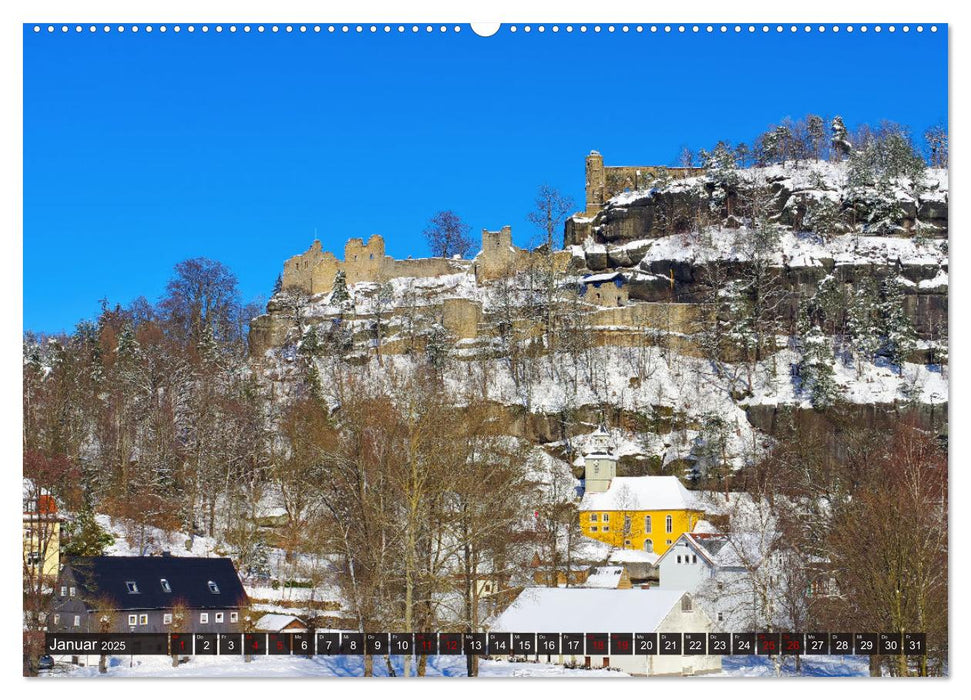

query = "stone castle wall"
[584, 150, 703, 216]
[282, 227, 574, 297]
[282, 234, 473, 297]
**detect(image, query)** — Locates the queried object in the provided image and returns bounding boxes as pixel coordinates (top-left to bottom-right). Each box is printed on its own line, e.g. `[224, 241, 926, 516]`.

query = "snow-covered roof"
[583, 567, 626, 589]
[607, 549, 659, 566]
[254, 613, 307, 632]
[491, 588, 688, 633]
[579, 476, 700, 512]
[657, 530, 753, 572]
[692, 519, 719, 534]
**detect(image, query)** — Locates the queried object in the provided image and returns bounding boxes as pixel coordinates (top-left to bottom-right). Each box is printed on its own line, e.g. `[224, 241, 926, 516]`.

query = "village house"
[48, 556, 249, 634]
[23, 481, 61, 582]
[579, 272, 628, 307]
[489, 588, 721, 676]
[606, 549, 659, 586]
[656, 532, 747, 627]
[580, 566, 633, 590]
[254, 613, 308, 634]
[577, 428, 704, 556]
[529, 552, 591, 587]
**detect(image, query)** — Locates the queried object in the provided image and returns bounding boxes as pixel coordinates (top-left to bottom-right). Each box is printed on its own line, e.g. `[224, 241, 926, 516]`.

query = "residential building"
[581, 566, 632, 590]
[254, 613, 308, 634]
[49, 556, 249, 634]
[23, 483, 61, 581]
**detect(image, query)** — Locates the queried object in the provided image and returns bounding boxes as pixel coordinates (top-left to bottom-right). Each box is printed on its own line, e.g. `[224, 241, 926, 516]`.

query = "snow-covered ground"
[45, 653, 869, 678]
[748, 349, 948, 408]
[47, 654, 629, 678]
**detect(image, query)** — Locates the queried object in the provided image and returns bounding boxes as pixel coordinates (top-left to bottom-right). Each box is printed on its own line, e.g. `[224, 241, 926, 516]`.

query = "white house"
[658, 533, 732, 589]
[489, 588, 721, 676]
[658, 531, 763, 629]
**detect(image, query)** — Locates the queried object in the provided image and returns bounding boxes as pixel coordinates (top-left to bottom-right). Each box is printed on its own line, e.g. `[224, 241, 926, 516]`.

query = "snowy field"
[44, 654, 869, 678]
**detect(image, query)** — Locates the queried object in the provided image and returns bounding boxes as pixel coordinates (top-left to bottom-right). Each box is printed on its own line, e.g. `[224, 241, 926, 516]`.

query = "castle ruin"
[583, 150, 703, 217]
[280, 226, 573, 297]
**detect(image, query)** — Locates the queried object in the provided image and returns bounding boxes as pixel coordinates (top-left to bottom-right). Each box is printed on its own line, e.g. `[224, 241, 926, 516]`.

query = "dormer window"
[208, 581, 220, 594]
[160, 579, 172, 593]
[126, 581, 139, 594]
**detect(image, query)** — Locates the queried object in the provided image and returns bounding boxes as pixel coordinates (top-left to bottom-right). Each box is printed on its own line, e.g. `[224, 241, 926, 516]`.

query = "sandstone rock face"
[569, 167, 948, 248]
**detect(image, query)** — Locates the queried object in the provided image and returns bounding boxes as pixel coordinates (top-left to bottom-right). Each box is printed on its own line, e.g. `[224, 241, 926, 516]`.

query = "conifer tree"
[298, 325, 320, 358]
[796, 297, 838, 409]
[329, 270, 350, 305]
[831, 116, 851, 160]
[804, 196, 844, 242]
[806, 114, 826, 161]
[62, 504, 116, 556]
[878, 276, 917, 373]
[847, 280, 881, 374]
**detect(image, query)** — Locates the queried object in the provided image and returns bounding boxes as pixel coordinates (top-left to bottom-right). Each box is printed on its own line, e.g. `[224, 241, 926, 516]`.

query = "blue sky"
[24, 24, 948, 333]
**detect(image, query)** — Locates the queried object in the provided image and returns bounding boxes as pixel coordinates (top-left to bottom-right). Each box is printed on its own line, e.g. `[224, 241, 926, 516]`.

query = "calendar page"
[21, 12, 948, 682]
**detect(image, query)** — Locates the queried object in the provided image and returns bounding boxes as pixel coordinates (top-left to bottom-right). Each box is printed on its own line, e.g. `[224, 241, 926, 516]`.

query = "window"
[717, 612, 724, 622]
[128, 614, 137, 626]
[60, 586, 67, 597]
[692, 555, 697, 564]
[230, 612, 238, 623]
[591, 526, 598, 532]
[624, 539, 631, 547]
[623, 515, 631, 532]
[69, 586, 76, 597]
[603, 513, 609, 522]
[163, 613, 172, 625]
[665, 515, 673, 533]
[590, 513, 598, 522]
[139, 614, 148, 626]
[73, 615, 80, 627]
[53, 614, 60, 626]
[215, 612, 224, 623]
[28, 551, 40, 565]
[207, 581, 220, 594]
[644, 516, 652, 533]
[200, 613, 209, 624]
[666, 540, 672, 545]
[681, 596, 693, 612]
[602, 526, 609, 532]
[126, 581, 139, 594]
[644, 539, 654, 553]
[160, 579, 171, 593]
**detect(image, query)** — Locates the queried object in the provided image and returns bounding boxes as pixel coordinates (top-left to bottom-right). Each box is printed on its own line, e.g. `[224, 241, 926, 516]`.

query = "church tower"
[583, 424, 617, 494]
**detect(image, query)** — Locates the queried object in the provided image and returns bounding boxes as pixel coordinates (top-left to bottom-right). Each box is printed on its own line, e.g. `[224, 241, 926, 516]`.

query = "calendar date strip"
[45, 631, 927, 657]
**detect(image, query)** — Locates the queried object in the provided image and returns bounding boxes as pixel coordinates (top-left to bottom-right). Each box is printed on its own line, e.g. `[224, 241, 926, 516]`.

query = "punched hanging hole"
[471, 23, 501, 37]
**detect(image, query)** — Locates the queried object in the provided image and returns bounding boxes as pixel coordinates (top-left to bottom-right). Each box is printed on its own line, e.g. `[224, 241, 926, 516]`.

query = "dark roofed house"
[49, 556, 249, 634]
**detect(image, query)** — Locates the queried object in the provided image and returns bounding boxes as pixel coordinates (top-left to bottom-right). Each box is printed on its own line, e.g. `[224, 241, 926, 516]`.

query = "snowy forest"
[23, 114, 948, 676]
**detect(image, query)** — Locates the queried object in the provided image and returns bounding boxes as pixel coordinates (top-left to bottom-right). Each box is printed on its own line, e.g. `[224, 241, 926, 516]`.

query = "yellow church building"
[578, 427, 703, 557]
